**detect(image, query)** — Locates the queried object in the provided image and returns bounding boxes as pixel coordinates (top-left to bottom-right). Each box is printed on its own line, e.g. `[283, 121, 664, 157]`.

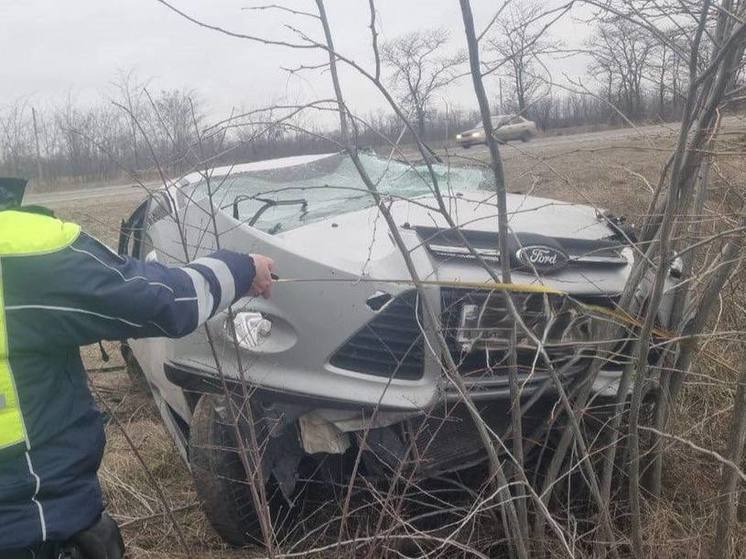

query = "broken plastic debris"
[298, 411, 351, 455]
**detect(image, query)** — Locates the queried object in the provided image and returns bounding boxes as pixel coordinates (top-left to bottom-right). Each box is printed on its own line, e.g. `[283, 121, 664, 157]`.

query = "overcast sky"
[0, 0, 593, 122]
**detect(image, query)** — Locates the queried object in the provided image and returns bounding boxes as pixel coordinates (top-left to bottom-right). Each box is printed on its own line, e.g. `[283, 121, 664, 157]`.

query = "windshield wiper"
[232, 195, 308, 226]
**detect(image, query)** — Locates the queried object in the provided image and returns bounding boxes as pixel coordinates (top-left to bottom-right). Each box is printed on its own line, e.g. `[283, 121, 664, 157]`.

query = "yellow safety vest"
[0, 210, 80, 449]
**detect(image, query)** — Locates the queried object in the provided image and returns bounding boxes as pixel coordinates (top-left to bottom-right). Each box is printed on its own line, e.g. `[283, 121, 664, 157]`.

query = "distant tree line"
[1, 0, 743, 186]
[0, 87, 213, 185]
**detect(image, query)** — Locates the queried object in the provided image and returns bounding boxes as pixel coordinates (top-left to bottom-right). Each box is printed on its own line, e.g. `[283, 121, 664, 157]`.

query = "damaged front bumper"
[165, 350, 629, 481]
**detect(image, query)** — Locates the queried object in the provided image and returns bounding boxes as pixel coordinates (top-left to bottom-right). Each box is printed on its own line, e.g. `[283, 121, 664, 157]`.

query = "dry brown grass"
[93, 371, 244, 558]
[48, 117, 746, 557]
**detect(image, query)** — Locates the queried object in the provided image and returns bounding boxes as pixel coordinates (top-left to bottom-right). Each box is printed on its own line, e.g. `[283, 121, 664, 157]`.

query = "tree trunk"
[713, 368, 746, 557]
[416, 107, 426, 139]
[659, 53, 666, 119]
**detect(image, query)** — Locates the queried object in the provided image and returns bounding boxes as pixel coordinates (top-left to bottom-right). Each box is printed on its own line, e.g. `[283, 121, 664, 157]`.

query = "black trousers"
[0, 513, 123, 559]
[0, 542, 65, 559]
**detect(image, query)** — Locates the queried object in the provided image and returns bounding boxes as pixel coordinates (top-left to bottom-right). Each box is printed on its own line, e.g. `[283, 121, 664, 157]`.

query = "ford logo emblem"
[516, 245, 569, 273]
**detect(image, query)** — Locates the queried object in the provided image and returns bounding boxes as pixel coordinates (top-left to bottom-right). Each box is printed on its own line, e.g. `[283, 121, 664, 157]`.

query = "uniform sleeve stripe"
[5, 305, 143, 327]
[181, 267, 213, 325]
[25, 452, 47, 542]
[189, 257, 236, 313]
[70, 245, 175, 294]
[210, 250, 255, 298]
[184, 262, 220, 316]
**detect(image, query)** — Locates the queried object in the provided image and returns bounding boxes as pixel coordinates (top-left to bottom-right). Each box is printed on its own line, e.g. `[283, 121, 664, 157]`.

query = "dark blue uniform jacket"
[0, 210, 254, 550]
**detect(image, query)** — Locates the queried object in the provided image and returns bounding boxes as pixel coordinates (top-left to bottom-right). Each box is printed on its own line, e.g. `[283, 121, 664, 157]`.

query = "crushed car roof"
[181, 153, 338, 184]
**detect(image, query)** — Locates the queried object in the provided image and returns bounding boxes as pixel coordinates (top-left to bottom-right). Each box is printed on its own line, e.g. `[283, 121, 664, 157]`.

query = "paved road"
[25, 115, 744, 204]
[26, 182, 154, 205]
[432, 115, 744, 159]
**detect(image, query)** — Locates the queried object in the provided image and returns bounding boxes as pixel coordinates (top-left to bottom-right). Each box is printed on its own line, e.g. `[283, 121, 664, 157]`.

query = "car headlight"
[456, 134, 462, 139]
[226, 311, 272, 349]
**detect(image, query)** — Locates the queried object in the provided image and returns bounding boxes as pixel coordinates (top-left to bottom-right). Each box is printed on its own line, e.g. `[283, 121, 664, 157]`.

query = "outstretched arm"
[3, 231, 274, 350]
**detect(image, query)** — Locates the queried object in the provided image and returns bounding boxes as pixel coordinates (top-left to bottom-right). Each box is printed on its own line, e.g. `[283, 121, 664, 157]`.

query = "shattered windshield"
[186, 153, 492, 235]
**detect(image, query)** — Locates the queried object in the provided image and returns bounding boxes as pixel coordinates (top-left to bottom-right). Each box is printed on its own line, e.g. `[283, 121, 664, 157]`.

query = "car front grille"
[329, 290, 425, 380]
[330, 288, 632, 385]
[440, 288, 628, 381]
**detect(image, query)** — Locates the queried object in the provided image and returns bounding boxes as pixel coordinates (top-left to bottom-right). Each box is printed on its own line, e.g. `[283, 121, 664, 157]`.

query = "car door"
[505, 116, 524, 140]
[119, 194, 194, 443]
[492, 116, 511, 141]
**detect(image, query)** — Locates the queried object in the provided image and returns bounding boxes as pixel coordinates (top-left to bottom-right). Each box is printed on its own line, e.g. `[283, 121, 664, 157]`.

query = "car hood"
[279, 192, 610, 245]
[276, 192, 631, 295]
[178, 153, 630, 294]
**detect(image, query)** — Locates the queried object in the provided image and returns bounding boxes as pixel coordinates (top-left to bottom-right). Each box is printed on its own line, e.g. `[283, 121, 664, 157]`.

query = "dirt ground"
[47, 115, 746, 558]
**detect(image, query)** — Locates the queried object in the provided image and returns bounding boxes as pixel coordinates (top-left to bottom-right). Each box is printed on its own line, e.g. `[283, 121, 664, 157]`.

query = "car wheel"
[520, 134, 530, 142]
[189, 394, 297, 547]
[462, 143, 471, 149]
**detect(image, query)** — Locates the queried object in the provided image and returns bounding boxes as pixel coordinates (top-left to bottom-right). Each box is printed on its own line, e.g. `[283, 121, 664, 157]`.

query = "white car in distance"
[456, 115, 538, 148]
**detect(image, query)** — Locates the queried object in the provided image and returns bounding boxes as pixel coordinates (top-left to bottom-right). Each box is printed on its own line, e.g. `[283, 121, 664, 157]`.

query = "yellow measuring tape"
[275, 276, 566, 295]
[274, 276, 734, 373]
[275, 275, 642, 332]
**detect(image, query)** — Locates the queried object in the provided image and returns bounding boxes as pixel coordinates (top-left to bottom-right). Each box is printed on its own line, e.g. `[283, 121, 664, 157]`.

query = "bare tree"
[381, 29, 465, 138]
[587, 17, 656, 119]
[111, 69, 150, 170]
[643, 27, 692, 120]
[0, 100, 33, 177]
[485, 0, 562, 114]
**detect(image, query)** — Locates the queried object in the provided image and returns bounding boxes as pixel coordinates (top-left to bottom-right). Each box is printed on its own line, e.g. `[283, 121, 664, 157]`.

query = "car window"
[186, 154, 491, 235]
[489, 115, 509, 126]
[118, 199, 159, 259]
[118, 199, 148, 258]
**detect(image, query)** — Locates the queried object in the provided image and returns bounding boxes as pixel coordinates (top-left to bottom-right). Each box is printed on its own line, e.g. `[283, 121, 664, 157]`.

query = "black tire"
[189, 394, 296, 547]
[520, 134, 530, 142]
[462, 143, 472, 149]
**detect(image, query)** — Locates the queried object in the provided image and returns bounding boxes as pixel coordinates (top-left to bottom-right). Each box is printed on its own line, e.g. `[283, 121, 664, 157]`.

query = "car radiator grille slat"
[330, 291, 425, 380]
[345, 339, 424, 355]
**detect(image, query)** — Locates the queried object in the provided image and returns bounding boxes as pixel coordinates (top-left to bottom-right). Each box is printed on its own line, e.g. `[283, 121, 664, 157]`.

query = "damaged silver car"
[118, 152, 679, 545]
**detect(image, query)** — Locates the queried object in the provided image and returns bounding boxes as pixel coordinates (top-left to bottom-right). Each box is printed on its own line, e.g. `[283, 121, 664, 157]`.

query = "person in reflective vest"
[0, 178, 274, 558]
